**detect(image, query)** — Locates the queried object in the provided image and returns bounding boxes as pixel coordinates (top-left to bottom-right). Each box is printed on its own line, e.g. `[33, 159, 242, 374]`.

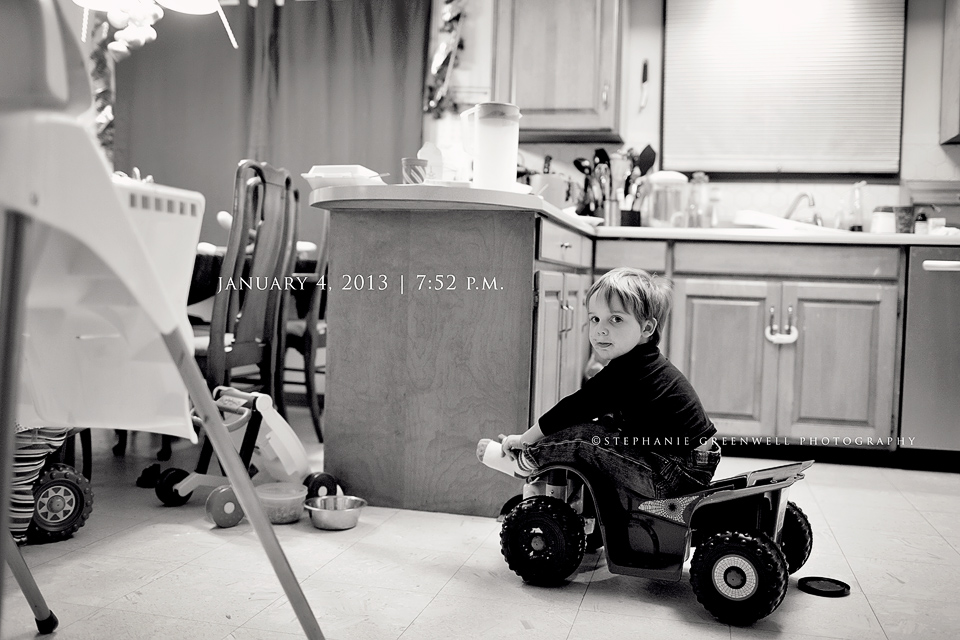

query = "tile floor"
[3, 408, 960, 640]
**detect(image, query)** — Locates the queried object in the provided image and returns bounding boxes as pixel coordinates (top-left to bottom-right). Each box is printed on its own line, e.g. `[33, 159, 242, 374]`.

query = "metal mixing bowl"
[305, 496, 367, 530]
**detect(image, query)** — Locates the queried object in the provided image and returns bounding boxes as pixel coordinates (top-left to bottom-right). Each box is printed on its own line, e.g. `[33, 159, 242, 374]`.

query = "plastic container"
[643, 171, 689, 227]
[255, 482, 307, 524]
[460, 102, 521, 191]
[305, 496, 367, 530]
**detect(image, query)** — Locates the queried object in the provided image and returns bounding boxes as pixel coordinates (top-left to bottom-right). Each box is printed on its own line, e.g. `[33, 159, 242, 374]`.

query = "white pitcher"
[460, 102, 521, 191]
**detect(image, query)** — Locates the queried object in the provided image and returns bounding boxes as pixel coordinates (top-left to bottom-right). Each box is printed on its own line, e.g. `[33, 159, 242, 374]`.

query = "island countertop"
[310, 184, 960, 246]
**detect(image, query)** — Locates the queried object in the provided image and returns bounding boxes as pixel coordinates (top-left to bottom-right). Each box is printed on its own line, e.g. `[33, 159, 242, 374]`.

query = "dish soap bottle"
[848, 181, 866, 231]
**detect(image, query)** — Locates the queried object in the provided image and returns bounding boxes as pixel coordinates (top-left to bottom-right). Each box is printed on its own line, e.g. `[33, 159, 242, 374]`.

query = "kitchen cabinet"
[532, 271, 592, 422]
[669, 243, 900, 445]
[493, 0, 622, 142]
[942, 0, 960, 143]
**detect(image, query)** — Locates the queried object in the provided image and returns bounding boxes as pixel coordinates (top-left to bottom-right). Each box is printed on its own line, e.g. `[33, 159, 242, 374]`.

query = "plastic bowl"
[255, 482, 307, 524]
[305, 496, 367, 531]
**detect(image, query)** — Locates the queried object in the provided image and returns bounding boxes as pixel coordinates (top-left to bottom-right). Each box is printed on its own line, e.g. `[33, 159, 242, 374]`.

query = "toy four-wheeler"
[11, 427, 94, 545]
[496, 460, 814, 626]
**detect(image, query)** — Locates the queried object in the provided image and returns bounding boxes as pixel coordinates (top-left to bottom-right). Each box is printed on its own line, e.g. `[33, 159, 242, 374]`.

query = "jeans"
[523, 423, 720, 502]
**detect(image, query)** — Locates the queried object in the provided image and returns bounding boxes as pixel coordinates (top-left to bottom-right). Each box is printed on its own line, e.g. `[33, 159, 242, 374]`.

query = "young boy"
[479, 267, 720, 501]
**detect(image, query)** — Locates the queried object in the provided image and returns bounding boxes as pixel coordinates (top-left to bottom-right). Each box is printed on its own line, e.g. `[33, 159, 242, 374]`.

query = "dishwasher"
[901, 246, 960, 451]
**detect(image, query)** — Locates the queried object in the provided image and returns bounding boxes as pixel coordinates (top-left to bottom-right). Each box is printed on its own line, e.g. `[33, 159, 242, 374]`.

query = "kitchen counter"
[312, 184, 960, 246]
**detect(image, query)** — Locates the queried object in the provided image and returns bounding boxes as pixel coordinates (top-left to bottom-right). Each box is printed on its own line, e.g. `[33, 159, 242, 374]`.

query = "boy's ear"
[641, 318, 658, 339]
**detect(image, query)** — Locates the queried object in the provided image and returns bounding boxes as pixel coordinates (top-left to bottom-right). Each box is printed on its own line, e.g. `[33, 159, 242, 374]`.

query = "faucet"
[784, 193, 815, 220]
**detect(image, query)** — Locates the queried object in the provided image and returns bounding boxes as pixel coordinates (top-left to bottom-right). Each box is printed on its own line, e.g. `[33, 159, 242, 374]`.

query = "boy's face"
[588, 296, 656, 362]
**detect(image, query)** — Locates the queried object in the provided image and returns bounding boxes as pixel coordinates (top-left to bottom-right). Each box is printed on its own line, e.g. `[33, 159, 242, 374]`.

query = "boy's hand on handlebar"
[498, 434, 525, 461]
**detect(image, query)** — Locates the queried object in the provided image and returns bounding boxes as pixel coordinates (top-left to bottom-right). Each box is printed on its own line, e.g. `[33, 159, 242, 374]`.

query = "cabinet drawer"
[539, 219, 589, 267]
[674, 243, 899, 280]
[595, 240, 669, 272]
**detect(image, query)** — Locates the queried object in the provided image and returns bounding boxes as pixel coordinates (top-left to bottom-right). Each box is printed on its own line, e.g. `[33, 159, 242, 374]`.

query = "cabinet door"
[777, 282, 898, 442]
[532, 271, 564, 422]
[494, 0, 621, 134]
[670, 278, 780, 437]
[558, 273, 589, 398]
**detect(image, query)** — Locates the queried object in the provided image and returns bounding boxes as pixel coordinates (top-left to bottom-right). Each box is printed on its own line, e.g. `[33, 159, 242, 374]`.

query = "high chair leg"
[3, 533, 58, 634]
[163, 330, 324, 640]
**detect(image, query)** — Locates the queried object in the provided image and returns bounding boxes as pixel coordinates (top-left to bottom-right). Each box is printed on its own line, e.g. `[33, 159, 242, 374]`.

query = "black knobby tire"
[304, 472, 340, 499]
[500, 496, 585, 586]
[28, 464, 93, 543]
[781, 501, 813, 574]
[155, 468, 193, 506]
[690, 530, 789, 626]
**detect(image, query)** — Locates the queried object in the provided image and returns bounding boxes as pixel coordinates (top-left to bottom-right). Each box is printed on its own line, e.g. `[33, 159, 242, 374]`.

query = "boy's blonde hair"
[586, 268, 672, 342]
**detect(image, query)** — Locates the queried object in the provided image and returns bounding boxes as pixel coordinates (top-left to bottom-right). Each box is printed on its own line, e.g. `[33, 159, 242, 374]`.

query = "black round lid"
[798, 576, 851, 598]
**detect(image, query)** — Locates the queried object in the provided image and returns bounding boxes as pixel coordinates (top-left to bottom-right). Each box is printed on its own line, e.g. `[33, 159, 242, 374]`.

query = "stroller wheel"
[303, 472, 339, 499]
[206, 485, 244, 528]
[28, 464, 93, 543]
[155, 468, 193, 506]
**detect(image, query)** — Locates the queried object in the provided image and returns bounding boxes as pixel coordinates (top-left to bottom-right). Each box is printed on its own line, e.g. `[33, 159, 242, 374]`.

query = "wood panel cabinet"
[670, 277, 898, 444]
[532, 271, 592, 423]
[493, 0, 622, 141]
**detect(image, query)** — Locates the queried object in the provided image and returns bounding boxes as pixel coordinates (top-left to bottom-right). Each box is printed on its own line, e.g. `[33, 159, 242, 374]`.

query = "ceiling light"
[156, 0, 219, 15]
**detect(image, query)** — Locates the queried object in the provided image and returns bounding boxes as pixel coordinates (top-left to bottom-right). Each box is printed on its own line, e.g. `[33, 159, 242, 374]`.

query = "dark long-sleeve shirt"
[538, 341, 716, 451]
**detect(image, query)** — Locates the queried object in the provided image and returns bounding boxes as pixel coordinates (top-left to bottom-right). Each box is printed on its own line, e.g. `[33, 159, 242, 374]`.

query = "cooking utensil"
[543, 155, 552, 174]
[635, 145, 657, 176]
[593, 148, 611, 168]
[573, 158, 592, 176]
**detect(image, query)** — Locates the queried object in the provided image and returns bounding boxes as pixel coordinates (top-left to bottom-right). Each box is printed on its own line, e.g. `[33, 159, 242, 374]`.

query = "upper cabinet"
[493, 0, 623, 142]
[942, 0, 960, 144]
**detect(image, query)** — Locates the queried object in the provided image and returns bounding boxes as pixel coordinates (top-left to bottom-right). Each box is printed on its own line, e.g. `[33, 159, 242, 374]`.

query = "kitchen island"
[309, 185, 577, 517]
[311, 185, 960, 516]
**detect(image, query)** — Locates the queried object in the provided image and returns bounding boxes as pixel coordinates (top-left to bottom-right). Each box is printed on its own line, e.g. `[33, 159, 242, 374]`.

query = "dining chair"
[275, 208, 329, 443]
[155, 160, 297, 462]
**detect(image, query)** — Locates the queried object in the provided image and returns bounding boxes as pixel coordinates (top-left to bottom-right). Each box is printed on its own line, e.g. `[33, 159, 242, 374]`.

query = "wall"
[424, 0, 958, 225]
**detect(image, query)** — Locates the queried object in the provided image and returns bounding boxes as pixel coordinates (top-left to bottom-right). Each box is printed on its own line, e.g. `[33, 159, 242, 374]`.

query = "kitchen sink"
[733, 210, 849, 234]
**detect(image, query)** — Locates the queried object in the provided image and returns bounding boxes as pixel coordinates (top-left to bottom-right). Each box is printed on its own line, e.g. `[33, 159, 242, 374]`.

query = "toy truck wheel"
[500, 496, 585, 586]
[205, 485, 244, 528]
[303, 472, 339, 499]
[781, 502, 813, 574]
[27, 464, 93, 543]
[155, 468, 193, 506]
[690, 531, 788, 625]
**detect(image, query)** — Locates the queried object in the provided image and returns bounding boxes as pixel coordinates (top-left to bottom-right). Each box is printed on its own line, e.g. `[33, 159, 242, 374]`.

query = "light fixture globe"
[156, 0, 219, 15]
[72, 0, 121, 10]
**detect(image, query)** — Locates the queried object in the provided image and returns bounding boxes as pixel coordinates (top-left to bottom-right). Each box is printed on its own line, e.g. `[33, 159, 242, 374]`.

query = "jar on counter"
[914, 212, 929, 235]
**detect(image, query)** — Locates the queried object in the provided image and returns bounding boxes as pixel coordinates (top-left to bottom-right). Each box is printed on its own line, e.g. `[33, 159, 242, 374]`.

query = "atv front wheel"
[500, 496, 585, 586]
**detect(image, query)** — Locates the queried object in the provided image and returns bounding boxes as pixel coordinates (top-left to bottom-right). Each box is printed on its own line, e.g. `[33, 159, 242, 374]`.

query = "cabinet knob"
[560, 242, 572, 249]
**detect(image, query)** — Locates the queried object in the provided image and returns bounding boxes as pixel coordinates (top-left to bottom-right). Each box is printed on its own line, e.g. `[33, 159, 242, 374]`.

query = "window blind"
[662, 0, 905, 173]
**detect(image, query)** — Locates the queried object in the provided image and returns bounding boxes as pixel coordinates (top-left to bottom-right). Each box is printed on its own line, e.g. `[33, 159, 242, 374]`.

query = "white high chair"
[0, 2, 324, 637]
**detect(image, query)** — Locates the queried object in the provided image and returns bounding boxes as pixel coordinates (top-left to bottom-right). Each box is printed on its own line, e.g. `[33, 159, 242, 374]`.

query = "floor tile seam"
[815, 520, 870, 597]
[914, 510, 956, 543]
[101, 590, 281, 629]
[392, 589, 443, 640]
[858, 588, 895, 640]
[579, 602, 733, 630]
